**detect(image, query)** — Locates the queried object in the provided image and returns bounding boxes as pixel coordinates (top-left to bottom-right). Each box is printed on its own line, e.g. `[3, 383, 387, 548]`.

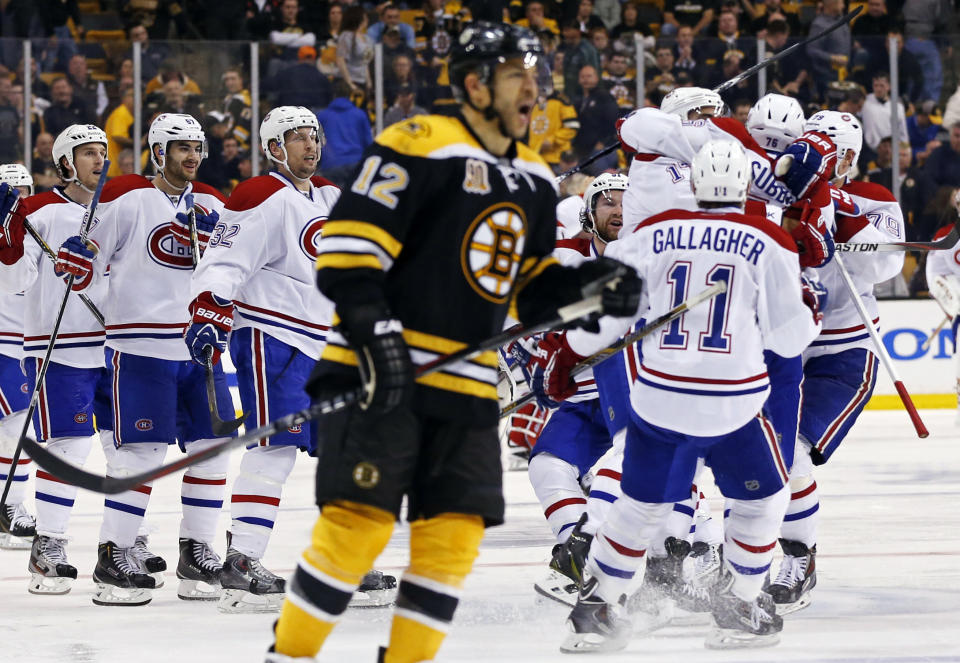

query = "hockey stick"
[554, 6, 864, 183]
[186, 192, 246, 437]
[0, 161, 110, 519]
[499, 280, 726, 417]
[920, 314, 951, 352]
[18, 274, 618, 494]
[834, 223, 960, 252]
[22, 218, 105, 327]
[833, 254, 928, 438]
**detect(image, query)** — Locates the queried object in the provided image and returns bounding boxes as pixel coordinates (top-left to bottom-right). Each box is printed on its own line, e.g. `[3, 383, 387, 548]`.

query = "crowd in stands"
[2, 0, 960, 290]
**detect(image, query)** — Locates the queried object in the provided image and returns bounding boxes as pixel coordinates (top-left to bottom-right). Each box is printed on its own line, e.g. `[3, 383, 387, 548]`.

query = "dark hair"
[766, 18, 788, 34]
[872, 70, 890, 82]
[342, 5, 367, 32]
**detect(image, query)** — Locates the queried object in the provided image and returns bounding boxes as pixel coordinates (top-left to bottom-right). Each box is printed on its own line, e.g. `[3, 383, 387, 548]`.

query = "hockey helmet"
[449, 21, 544, 102]
[660, 87, 724, 120]
[691, 139, 749, 204]
[259, 105, 324, 174]
[804, 110, 862, 180]
[52, 124, 107, 185]
[580, 172, 628, 239]
[746, 93, 805, 155]
[0, 163, 35, 196]
[148, 113, 208, 172]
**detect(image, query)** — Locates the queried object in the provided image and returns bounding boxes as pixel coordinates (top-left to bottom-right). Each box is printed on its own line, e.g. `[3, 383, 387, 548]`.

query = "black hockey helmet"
[449, 21, 544, 102]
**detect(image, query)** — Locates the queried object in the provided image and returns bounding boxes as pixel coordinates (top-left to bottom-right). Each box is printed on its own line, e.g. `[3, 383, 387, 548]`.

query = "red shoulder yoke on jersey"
[311, 175, 339, 190]
[224, 175, 286, 212]
[555, 237, 593, 257]
[841, 179, 898, 204]
[191, 181, 228, 204]
[99, 174, 154, 204]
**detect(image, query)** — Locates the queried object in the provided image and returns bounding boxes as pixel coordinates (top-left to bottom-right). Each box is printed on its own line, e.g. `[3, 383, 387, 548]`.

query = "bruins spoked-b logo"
[460, 202, 527, 303]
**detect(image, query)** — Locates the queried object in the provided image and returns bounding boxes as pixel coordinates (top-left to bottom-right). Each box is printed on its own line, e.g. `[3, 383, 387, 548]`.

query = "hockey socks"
[275, 500, 395, 658]
[781, 441, 819, 548]
[230, 445, 297, 558]
[528, 453, 586, 543]
[35, 435, 93, 536]
[100, 443, 165, 547]
[180, 438, 229, 543]
[723, 487, 789, 600]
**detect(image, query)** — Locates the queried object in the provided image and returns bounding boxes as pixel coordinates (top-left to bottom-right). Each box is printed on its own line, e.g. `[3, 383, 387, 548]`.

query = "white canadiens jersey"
[85, 175, 226, 361]
[0, 292, 24, 360]
[617, 108, 795, 235]
[556, 195, 585, 240]
[0, 189, 107, 368]
[190, 173, 339, 360]
[553, 236, 601, 401]
[806, 181, 905, 359]
[568, 208, 820, 437]
[925, 224, 960, 284]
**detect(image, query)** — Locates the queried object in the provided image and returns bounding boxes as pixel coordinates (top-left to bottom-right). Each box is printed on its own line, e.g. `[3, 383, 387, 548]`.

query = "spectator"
[674, 25, 709, 81]
[198, 111, 231, 193]
[714, 50, 755, 106]
[516, 0, 560, 35]
[125, 20, 169, 82]
[661, 0, 715, 37]
[246, 0, 283, 40]
[316, 81, 374, 187]
[317, 3, 344, 78]
[105, 86, 135, 177]
[368, 4, 416, 48]
[66, 54, 108, 121]
[732, 98, 752, 123]
[0, 77, 21, 162]
[118, 148, 136, 176]
[861, 71, 908, 153]
[602, 52, 636, 111]
[31, 132, 58, 192]
[269, 0, 317, 74]
[902, 0, 951, 104]
[384, 84, 426, 126]
[763, 20, 810, 101]
[37, 0, 83, 71]
[919, 123, 960, 224]
[13, 56, 50, 102]
[7, 83, 44, 145]
[144, 65, 203, 98]
[874, 140, 922, 238]
[837, 85, 866, 115]
[851, 0, 892, 73]
[561, 19, 601, 99]
[590, 26, 613, 67]
[571, 64, 618, 171]
[152, 78, 205, 118]
[43, 77, 92, 137]
[645, 42, 681, 96]
[529, 83, 579, 170]
[746, 0, 802, 35]
[907, 100, 942, 165]
[702, 8, 755, 71]
[807, 0, 851, 97]
[716, 0, 750, 35]
[222, 135, 243, 183]
[262, 46, 334, 110]
[336, 5, 374, 96]
[573, 0, 605, 34]
[381, 26, 417, 63]
[384, 54, 421, 108]
[861, 27, 924, 103]
[611, 2, 654, 54]
[221, 67, 253, 151]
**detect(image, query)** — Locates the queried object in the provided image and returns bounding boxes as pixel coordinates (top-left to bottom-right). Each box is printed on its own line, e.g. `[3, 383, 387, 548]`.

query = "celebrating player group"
[0, 17, 936, 663]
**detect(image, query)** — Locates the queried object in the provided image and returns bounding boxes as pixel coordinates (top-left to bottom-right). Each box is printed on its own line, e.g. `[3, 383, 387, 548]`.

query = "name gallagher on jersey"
[651, 223, 767, 265]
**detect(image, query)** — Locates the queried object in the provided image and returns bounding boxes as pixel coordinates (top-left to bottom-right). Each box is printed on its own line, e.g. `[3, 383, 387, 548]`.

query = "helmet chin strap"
[158, 168, 188, 193]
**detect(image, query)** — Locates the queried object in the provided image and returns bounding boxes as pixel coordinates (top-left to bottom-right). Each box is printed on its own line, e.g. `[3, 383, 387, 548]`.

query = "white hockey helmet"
[53, 124, 107, 184]
[660, 87, 724, 120]
[580, 172, 628, 237]
[804, 110, 863, 180]
[260, 105, 324, 172]
[148, 113, 208, 172]
[0, 163, 34, 196]
[691, 139, 749, 204]
[746, 93, 805, 155]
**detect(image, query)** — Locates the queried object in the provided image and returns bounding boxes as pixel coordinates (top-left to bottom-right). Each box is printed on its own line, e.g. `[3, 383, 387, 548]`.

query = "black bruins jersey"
[315, 112, 559, 425]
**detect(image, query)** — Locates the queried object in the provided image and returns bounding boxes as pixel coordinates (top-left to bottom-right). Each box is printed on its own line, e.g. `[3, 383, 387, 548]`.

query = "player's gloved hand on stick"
[55, 235, 97, 279]
[788, 203, 835, 268]
[510, 333, 575, 409]
[800, 276, 828, 324]
[775, 131, 837, 201]
[185, 291, 234, 365]
[542, 333, 584, 404]
[0, 186, 25, 266]
[337, 301, 415, 414]
[829, 185, 860, 217]
[170, 207, 220, 253]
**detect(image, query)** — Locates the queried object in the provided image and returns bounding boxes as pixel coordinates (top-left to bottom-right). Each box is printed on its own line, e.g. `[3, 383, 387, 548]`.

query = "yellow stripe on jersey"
[315, 253, 384, 271]
[418, 372, 498, 400]
[321, 343, 360, 366]
[518, 254, 558, 281]
[402, 329, 498, 368]
[321, 221, 403, 259]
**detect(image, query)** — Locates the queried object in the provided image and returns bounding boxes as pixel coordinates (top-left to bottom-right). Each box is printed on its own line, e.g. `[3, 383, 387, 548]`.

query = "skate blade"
[533, 570, 579, 608]
[177, 578, 220, 601]
[631, 601, 674, 636]
[349, 587, 397, 608]
[670, 606, 713, 627]
[218, 588, 284, 613]
[705, 626, 781, 650]
[559, 621, 630, 654]
[28, 574, 73, 595]
[772, 592, 811, 615]
[150, 572, 165, 589]
[92, 583, 153, 606]
[0, 533, 34, 550]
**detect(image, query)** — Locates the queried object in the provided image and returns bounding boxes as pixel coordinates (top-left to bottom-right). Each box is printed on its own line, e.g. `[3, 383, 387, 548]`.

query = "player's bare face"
[164, 140, 204, 185]
[282, 127, 319, 180]
[594, 190, 623, 242]
[73, 143, 106, 190]
[688, 106, 718, 120]
[491, 57, 539, 140]
[836, 150, 855, 178]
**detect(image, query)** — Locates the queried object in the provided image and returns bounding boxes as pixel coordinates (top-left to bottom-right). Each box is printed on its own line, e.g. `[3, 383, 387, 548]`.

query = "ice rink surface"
[2, 409, 959, 663]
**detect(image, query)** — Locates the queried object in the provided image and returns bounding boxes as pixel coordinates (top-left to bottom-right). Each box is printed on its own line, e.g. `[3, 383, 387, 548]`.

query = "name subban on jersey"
[195, 308, 233, 327]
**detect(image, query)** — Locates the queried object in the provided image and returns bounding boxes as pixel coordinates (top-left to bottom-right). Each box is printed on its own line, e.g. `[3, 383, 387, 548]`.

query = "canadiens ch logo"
[298, 216, 327, 260]
[135, 418, 153, 431]
[460, 202, 527, 304]
[147, 223, 194, 270]
[74, 413, 88, 424]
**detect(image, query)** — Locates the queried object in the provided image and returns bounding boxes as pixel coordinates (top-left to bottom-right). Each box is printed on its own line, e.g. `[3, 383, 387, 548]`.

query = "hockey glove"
[800, 276, 828, 325]
[170, 208, 220, 253]
[0, 191, 25, 266]
[337, 301, 415, 414]
[788, 203, 835, 268]
[829, 185, 860, 217]
[55, 235, 97, 280]
[510, 333, 571, 409]
[775, 131, 837, 201]
[185, 291, 234, 365]
[542, 333, 584, 404]
[507, 402, 549, 457]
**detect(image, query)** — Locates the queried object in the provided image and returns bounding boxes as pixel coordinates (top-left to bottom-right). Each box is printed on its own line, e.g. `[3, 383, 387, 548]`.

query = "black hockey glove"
[575, 258, 643, 319]
[337, 301, 415, 414]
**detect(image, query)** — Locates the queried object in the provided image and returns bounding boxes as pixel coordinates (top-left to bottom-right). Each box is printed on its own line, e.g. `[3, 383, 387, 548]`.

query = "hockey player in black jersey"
[266, 21, 641, 663]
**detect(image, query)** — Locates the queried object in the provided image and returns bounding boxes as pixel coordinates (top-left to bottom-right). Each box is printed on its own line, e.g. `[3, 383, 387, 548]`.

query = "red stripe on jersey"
[190, 181, 228, 203]
[131, 484, 153, 495]
[17, 190, 69, 216]
[555, 237, 593, 257]
[819, 318, 879, 335]
[235, 301, 331, 331]
[603, 535, 646, 557]
[544, 496, 586, 518]
[710, 117, 773, 166]
[231, 494, 281, 506]
[182, 475, 227, 485]
[792, 481, 817, 500]
[0, 456, 32, 465]
[732, 538, 776, 554]
[842, 180, 898, 203]
[640, 363, 767, 385]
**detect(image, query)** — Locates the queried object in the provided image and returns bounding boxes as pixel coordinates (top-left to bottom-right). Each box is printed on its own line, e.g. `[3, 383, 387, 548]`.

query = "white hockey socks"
[0, 410, 31, 505]
[724, 486, 790, 601]
[528, 452, 587, 543]
[34, 435, 94, 536]
[100, 443, 166, 547]
[780, 437, 819, 548]
[230, 445, 297, 558]
[180, 437, 229, 544]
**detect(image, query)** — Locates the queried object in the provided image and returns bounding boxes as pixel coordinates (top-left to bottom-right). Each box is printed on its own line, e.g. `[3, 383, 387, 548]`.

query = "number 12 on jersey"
[661, 261, 734, 353]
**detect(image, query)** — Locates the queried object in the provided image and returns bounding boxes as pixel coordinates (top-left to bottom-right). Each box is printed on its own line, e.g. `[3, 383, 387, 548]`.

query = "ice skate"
[0, 502, 36, 550]
[560, 575, 631, 653]
[767, 539, 816, 614]
[534, 514, 593, 607]
[349, 569, 397, 608]
[705, 570, 782, 649]
[27, 535, 77, 595]
[625, 536, 689, 634]
[688, 541, 722, 587]
[264, 645, 313, 662]
[130, 534, 167, 588]
[92, 541, 155, 606]
[219, 546, 285, 613]
[176, 537, 222, 600]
